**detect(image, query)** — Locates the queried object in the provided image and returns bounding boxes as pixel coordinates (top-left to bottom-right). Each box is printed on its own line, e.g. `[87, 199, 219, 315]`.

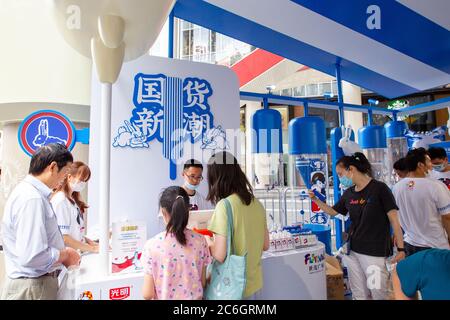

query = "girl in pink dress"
[142, 186, 211, 300]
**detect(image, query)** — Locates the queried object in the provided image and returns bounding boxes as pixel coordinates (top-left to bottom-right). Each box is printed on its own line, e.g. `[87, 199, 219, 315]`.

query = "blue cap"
[358, 125, 387, 149]
[384, 121, 408, 138]
[288, 116, 327, 155]
[251, 109, 283, 153]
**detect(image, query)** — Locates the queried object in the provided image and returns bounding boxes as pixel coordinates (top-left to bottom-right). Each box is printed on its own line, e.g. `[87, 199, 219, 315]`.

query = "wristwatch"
[397, 247, 405, 252]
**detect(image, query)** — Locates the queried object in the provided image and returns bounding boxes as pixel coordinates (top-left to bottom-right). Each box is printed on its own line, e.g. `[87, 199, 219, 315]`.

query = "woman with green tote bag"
[205, 152, 270, 299]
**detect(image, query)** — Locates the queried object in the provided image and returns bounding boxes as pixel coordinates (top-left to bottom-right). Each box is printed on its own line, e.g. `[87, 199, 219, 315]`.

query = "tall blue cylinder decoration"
[251, 108, 284, 229]
[252, 109, 283, 154]
[358, 125, 390, 185]
[288, 116, 331, 253]
[384, 121, 408, 185]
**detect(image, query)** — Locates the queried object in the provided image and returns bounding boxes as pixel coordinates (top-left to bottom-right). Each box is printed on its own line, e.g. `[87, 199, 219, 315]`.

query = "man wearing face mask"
[1, 144, 80, 300]
[393, 148, 450, 257]
[51, 161, 98, 253]
[181, 159, 213, 211]
[428, 147, 450, 190]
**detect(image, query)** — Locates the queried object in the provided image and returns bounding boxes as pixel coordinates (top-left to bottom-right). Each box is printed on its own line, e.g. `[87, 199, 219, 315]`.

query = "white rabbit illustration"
[201, 126, 229, 150]
[112, 120, 149, 148]
[32, 119, 67, 147]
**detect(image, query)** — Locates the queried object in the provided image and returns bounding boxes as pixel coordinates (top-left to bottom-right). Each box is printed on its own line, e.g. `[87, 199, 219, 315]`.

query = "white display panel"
[88, 55, 240, 238]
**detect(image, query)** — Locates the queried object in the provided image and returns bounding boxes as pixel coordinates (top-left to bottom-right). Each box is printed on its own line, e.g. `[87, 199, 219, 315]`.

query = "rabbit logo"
[201, 126, 229, 150]
[112, 120, 149, 148]
[32, 119, 67, 147]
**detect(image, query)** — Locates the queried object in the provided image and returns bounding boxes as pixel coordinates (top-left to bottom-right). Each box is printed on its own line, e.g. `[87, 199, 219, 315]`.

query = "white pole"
[99, 82, 112, 275]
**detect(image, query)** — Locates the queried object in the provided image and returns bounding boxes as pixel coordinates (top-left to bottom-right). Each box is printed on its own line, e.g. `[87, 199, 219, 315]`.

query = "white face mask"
[70, 181, 87, 193]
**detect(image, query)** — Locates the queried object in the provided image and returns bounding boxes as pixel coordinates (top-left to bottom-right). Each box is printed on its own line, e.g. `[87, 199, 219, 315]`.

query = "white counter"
[256, 243, 326, 300]
[69, 243, 326, 300]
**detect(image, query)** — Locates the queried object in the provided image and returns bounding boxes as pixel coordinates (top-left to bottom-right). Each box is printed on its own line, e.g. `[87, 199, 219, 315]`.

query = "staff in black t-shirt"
[308, 152, 405, 300]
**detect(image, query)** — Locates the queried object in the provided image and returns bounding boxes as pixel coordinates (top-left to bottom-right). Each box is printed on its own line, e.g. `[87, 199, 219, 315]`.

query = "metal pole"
[263, 97, 269, 109]
[304, 101, 309, 116]
[168, 10, 176, 179]
[168, 10, 174, 59]
[99, 82, 112, 275]
[368, 109, 373, 126]
[335, 63, 345, 126]
[393, 111, 398, 121]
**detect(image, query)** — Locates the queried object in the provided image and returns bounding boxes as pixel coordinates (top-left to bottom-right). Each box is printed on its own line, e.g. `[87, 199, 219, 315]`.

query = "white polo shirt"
[51, 191, 85, 243]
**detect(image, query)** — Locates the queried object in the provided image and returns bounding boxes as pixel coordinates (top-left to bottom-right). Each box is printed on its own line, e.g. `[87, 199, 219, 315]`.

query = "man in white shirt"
[428, 146, 450, 190]
[181, 159, 212, 211]
[1, 143, 80, 300]
[393, 148, 450, 257]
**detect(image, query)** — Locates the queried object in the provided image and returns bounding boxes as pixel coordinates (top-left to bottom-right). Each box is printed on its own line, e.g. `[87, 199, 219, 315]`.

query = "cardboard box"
[325, 254, 345, 300]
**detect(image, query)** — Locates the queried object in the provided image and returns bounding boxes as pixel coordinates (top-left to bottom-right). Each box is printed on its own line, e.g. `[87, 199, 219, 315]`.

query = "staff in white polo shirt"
[1, 144, 80, 300]
[51, 161, 98, 253]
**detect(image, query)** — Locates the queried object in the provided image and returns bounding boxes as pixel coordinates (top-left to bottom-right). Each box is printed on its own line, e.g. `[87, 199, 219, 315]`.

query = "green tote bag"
[204, 198, 247, 300]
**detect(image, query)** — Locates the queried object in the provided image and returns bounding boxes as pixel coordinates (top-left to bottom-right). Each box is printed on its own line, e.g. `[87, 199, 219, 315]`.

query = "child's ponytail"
[159, 186, 190, 246]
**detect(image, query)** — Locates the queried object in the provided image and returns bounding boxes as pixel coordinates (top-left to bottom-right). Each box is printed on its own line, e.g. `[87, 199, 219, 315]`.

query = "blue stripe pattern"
[291, 0, 450, 74]
[163, 77, 184, 161]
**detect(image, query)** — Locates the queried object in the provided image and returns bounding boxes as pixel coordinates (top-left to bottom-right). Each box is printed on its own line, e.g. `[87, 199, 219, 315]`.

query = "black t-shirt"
[332, 179, 398, 257]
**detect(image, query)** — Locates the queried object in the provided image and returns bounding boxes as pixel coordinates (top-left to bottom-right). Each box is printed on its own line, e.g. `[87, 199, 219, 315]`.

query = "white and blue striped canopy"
[173, 0, 450, 99]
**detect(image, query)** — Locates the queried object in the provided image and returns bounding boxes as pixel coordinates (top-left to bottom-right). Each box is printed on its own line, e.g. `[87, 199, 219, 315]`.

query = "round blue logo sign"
[18, 110, 76, 156]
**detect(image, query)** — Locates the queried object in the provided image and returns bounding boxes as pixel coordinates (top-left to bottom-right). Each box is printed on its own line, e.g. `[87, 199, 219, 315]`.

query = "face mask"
[433, 163, 446, 172]
[70, 181, 87, 193]
[184, 182, 199, 191]
[339, 175, 354, 188]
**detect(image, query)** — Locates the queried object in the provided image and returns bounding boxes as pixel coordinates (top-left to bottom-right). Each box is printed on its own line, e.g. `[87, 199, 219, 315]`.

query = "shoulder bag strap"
[223, 198, 234, 257]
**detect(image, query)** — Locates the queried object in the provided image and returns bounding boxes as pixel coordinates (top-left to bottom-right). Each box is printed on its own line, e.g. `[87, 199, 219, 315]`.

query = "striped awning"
[173, 0, 450, 99]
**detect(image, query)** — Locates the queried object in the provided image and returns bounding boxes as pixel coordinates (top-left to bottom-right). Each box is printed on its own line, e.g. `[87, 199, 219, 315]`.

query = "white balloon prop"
[338, 126, 363, 156]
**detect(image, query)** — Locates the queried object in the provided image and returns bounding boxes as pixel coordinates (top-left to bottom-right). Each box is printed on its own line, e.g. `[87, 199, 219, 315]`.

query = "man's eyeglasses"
[186, 175, 203, 182]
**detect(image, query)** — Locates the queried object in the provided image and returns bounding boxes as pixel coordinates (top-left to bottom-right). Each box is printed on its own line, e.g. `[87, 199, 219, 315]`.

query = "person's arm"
[201, 264, 207, 288]
[442, 214, 450, 245]
[207, 200, 229, 263]
[142, 274, 156, 300]
[433, 182, 450, 245]
[263, 227, 270, 251]
[392, 267, 413, 300]
[56, 247, 81, 268]
[207, 234, 227, 263]
[85, 237, 98, 246]
[15, 199, 76, 269]
[141, 243, 156, 299]
[63, 235, 98, 253]
[387, 209, 406, 262]
[307, 190, 339, 216]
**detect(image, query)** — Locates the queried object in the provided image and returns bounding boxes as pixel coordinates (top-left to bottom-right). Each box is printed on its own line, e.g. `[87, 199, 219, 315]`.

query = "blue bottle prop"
[288, 116, 329, 224]
[251, 108, 284, 189]
[252, 109, 284, 230]
[384, 121, 408, 186]
[358, 125, 389, 185]
[288, 116, 332, 254]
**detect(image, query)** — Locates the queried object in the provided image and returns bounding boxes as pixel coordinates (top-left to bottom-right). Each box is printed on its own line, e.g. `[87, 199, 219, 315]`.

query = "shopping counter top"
[70, 242, 326, 300]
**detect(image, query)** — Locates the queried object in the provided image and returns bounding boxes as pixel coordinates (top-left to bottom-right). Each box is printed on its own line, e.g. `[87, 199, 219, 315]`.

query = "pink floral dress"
[142, 229, 212, 300]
